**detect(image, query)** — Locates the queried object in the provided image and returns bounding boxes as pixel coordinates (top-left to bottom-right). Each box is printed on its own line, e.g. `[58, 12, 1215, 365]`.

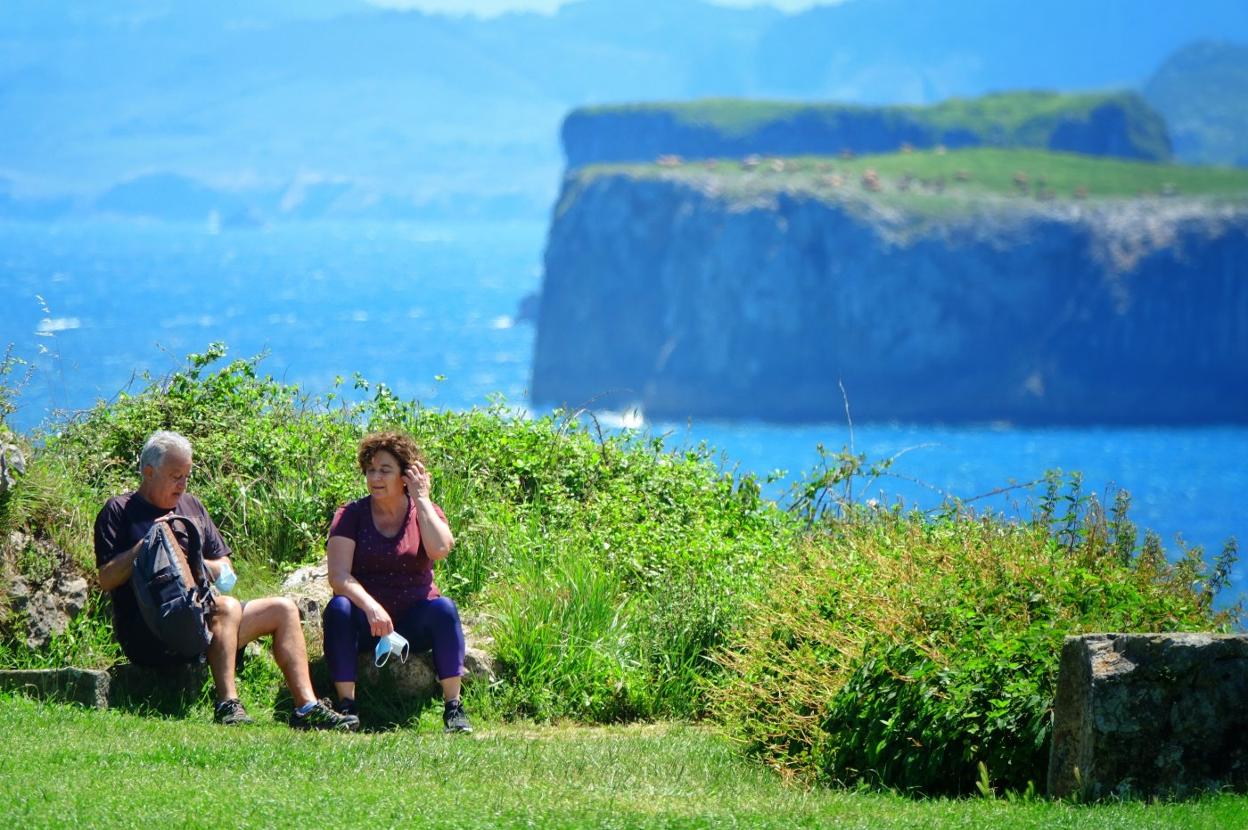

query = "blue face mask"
[374, 631, 410, 668]
[215, 560, 237, 594]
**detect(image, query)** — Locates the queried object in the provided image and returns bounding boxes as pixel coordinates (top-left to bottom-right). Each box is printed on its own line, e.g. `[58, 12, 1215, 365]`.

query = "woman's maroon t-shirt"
[328, 496, 446, 618]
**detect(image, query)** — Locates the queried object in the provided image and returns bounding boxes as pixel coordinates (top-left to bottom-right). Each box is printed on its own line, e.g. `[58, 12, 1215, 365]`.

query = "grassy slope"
[2, 695, 1245, 830]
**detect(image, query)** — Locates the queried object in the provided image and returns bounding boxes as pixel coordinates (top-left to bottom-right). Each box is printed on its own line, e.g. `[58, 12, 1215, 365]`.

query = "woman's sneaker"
[335, 697, 358, 717]
[290, 698, 361, 732]
[443, 698, 472, 733]
[213, 698, 254, 726]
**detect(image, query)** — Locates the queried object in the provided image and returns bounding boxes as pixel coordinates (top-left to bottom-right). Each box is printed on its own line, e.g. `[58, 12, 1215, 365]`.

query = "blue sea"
[2, 220, 1246, 603]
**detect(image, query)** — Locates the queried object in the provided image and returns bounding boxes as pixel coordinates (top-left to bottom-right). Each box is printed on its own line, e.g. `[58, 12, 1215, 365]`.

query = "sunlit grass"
[2, 695, 1246, 829]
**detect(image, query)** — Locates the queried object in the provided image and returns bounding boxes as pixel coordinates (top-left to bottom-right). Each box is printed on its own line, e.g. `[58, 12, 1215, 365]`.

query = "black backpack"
[131, 514, 216, 657]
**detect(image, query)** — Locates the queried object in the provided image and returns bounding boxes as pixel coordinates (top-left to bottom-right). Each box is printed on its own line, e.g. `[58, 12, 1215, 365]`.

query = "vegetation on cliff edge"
[571, 91, 1172, 162]
[0, 345, 1237, 795]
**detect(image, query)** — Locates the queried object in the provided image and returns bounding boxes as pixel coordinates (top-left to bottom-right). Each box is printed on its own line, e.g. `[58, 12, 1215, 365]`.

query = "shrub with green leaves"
[0, 345, 796, 721]
[710, 485, 1238, 795]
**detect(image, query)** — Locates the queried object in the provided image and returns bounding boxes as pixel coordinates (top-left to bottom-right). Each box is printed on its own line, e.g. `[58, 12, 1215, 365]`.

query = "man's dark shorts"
[116, 600, 247, 668]
[117, 615, 203, 668]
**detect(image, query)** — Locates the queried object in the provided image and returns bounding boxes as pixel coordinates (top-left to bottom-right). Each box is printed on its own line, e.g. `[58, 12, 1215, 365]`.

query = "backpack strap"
[152, 514, 213, 594]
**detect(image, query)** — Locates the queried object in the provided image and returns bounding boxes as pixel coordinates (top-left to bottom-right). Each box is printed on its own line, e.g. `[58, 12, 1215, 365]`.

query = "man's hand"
[203, 557, 228, 581]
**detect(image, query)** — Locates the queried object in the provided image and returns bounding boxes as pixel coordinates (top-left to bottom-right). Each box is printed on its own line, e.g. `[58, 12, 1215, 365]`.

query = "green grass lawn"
[2, 695, 1245, 829]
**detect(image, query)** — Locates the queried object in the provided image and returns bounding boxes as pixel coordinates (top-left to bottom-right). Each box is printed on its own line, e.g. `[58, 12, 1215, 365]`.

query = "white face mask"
[374, 630, 410, 668]
[215, 560, 237, 594]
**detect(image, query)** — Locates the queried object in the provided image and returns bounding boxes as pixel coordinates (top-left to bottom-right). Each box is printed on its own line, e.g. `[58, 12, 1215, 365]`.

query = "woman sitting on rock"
[322, 430, 471, 732]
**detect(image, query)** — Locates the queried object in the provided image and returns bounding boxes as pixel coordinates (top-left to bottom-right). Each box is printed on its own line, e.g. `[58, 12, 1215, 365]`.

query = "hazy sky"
[367, 0, 847, 16]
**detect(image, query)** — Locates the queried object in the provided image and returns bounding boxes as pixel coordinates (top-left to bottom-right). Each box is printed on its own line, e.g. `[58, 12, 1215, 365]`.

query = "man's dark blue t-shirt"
[94, 491, 228, 652]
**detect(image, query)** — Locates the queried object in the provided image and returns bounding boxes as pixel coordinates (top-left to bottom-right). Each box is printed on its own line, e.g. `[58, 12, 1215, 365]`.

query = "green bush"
[0, 345, 797, 721]
[710, 482, 1238, 795]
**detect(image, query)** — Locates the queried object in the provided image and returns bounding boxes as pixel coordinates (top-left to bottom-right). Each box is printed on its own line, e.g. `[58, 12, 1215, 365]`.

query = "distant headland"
[532, 96, 1248, 424]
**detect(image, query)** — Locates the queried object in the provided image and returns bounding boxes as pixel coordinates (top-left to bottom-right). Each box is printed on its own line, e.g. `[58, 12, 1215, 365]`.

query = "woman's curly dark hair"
[357, 430, 425, 474]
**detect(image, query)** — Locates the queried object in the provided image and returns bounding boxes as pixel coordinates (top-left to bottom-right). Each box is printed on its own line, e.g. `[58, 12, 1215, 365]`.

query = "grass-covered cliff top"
[569, 90, 1172, 161]
[0, 345, 1238, 795]
[582, 91, 1141, 136]
[575, 147, 1248, 217]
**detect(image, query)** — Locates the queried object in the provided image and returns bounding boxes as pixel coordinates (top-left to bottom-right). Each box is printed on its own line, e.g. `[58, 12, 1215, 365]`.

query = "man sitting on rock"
[94, 430, 359, 731]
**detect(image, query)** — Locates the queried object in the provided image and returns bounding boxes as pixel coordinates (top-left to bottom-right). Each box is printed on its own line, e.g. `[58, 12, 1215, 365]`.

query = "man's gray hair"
[138, 430, 193, 474]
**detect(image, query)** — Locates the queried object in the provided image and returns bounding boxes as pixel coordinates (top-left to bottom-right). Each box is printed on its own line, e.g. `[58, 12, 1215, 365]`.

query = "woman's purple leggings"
[322, 595, 466, 682]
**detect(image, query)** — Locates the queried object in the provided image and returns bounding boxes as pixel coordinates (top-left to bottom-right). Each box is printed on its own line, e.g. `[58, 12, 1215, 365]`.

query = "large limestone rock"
[2, 531, 90, 649]
[282, 560, 335, 631]
[1048, 633, 1248, 800]
[281, 560, 498, 697]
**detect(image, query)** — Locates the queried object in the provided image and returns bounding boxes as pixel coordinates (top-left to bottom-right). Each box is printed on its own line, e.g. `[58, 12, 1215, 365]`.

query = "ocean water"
[2, 220, 1246, 602]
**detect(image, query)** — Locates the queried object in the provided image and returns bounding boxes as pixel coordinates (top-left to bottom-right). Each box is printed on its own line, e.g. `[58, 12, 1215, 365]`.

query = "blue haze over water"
[2, 220, 1246, 605]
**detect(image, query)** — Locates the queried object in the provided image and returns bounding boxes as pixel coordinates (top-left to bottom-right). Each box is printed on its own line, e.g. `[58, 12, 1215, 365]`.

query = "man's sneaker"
[335, 697, 358, 717]
[213, 698, 254, 726]
[290, 698, 361, 732]
[443, 698, 473, 733]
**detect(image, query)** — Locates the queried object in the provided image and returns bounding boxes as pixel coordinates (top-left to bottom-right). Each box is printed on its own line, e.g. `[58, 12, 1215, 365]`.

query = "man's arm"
[98, 539, 142, 592]
[188, 495, 232, 581]
[98, 531, 233, 589]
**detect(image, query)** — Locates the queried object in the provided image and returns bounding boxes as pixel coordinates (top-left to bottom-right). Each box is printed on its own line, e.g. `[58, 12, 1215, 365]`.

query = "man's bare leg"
[207, 595, 243, 701]
[237, 596, 317, 708]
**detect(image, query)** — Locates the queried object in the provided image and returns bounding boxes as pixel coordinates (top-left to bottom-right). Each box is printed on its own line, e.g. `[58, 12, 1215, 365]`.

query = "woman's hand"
[364, 599, 394, 637]
[403, 462, 432, 500]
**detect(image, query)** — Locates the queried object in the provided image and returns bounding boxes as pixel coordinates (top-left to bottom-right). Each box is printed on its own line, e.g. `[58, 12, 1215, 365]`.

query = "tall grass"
[488, 554, 640, 721]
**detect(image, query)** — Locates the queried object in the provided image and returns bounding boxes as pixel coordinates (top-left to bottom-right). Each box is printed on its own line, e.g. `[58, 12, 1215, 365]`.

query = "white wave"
[490, 315, 513, 330]
[36, 317, 81, 334]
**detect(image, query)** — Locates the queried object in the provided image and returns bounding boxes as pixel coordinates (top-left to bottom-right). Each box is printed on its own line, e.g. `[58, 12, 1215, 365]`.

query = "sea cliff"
[531, 169, 1248, 424]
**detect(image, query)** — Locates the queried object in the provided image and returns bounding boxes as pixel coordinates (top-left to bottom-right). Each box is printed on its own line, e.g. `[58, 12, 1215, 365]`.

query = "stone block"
[1048, 633, 1248, 800]
[108, 661, 211, 701]
[0, 667, 110, 708]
